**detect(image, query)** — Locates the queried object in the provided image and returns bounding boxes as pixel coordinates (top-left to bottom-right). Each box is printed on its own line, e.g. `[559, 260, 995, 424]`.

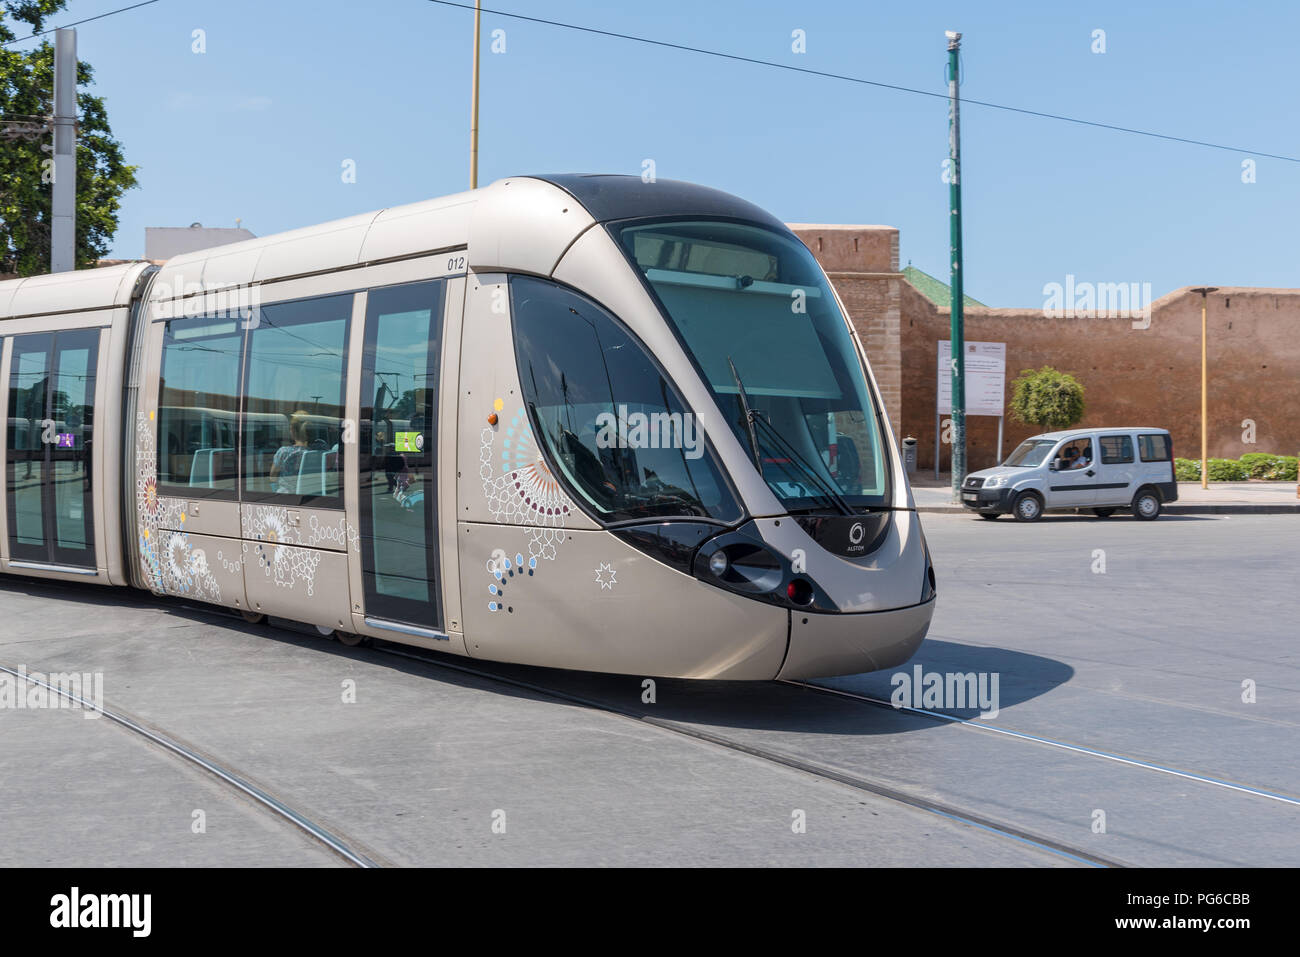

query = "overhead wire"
[424, 0, 1298, 163]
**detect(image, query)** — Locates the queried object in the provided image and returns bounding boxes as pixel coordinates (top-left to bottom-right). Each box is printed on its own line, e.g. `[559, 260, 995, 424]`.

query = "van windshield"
[1004, 439, 1057, 468]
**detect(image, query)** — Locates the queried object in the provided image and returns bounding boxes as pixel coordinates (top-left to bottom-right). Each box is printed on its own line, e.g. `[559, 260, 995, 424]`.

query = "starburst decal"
[594, 562, 618, 591]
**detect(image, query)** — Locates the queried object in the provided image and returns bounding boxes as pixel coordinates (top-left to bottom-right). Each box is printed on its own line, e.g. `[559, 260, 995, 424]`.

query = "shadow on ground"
[0, 575, 1072, 738]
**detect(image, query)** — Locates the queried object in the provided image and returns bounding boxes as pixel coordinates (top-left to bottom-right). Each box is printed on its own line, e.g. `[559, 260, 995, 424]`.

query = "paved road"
[912, 477, 1299, 512]
[1, 512, 1295, 866]
[0, 577, 1069, 867]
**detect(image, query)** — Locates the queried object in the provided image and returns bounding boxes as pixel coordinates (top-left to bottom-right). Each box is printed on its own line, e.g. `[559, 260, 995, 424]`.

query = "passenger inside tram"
[269, 411, 313, 494]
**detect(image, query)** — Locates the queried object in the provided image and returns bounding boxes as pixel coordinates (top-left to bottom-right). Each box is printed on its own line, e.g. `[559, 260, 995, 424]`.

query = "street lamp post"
[470, 0, 481, 189]
[945, 30, 966, 502]
[1190, 287, 1218, 490]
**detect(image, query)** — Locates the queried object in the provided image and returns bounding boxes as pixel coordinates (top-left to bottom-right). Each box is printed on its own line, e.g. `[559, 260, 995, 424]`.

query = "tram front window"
[510, 276, 742, 524]
[614, 219, 892, 512]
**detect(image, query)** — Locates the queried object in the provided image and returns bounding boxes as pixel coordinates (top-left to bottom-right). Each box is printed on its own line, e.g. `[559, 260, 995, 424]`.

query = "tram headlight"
[694, 540, 783, 595]
[690, 522, 840, 612]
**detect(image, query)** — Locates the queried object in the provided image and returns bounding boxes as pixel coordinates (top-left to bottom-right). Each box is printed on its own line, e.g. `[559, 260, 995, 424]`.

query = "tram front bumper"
[777, 597, 934, 680]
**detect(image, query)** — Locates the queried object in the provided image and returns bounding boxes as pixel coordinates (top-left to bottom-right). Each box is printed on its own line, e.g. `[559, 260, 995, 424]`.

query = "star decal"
[594, 562, 618, 591]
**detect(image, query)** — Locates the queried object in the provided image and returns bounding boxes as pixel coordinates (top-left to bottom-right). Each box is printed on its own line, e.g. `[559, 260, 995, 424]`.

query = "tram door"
[358, 281, 446, 629]
[5, 329, 99, 568]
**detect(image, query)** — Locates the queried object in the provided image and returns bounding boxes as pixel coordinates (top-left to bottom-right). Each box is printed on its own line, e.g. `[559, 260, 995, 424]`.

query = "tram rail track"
[368, 643, 1128, 868]
[0, 661, 385, 869]
[780, 678, 1300, 808]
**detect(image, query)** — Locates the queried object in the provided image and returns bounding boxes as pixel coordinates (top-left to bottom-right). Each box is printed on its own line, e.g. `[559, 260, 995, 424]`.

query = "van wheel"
[1013, 491, 1043, 522]
[336, 631, 367, 647]
[1132, 488, 1162, 521]
[240, 610, 265, 624]
[978, 512, 1000, 520]
[1092, 508, 1116, 518]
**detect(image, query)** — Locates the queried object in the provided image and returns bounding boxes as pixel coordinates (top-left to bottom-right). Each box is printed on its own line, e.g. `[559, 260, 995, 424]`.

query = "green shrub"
[1238, 453, 1298, 481]
[1239, 452, 1273, 476]
[1009, 367, 1086, 430]
[1171, 455, 1296, 482]
[1206, 458, 1249, 482]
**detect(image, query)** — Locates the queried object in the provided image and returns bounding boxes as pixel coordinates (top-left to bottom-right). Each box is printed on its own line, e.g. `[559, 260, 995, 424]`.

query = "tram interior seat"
[189, 448, 235, 488]
[294, 449, 328, 495]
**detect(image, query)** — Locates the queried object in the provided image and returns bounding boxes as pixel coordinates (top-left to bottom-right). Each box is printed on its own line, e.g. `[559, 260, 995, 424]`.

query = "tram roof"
[1, 175, 791, 317]
[522, 174, 788, 231]
[0, 261, 152, 322]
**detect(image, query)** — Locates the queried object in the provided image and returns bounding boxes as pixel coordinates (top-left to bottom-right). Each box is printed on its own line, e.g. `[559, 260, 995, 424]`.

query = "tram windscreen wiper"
[727, 356, 763, 473]
[727, 358, 855, 517]
[750, 414, 855, 516]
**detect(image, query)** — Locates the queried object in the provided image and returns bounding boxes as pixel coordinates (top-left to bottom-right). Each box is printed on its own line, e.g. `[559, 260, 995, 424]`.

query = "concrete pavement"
[1, 514, 1295, 866]
[0, 576, 1074, 867]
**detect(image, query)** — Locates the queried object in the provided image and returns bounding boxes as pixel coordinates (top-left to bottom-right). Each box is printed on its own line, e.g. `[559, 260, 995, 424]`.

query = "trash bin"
[902, 436, 917, 475]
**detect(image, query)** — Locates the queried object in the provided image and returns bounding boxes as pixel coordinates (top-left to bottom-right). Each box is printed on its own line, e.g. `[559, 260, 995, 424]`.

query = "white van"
[961, 427, 1178, 521]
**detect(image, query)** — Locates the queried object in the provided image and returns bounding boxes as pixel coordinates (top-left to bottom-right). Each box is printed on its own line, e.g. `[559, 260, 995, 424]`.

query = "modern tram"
[0, 174, 935, 679]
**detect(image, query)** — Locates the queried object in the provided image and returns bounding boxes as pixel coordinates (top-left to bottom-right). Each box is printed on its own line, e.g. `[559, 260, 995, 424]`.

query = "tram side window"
[510, 275, 742, 524]
[242, 294, 351, 504]
[157, 317, 243, 494]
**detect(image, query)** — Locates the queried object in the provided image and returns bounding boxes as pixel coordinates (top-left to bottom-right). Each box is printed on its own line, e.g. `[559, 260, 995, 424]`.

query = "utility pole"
[469, 0, 481, 189]
[945, 30, 966, 501]
[1190, 287, 1218, 489]
[51, 28, 77, 272]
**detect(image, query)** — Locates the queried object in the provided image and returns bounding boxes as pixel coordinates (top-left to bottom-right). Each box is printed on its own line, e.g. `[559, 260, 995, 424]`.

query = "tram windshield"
[614, 219, 892, 512]
[511, 276, 744, 524]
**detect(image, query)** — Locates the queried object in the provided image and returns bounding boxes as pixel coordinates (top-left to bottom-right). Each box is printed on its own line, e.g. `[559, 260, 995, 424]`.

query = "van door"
[1137, 432, 1175, 490]
[1046, 437, 1097, 508]
[5, 329, 99, 571]
[1094, 433, 1137, 506]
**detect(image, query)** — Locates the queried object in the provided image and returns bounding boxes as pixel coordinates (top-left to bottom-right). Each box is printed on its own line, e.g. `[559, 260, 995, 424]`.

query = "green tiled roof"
[903, 265, 986, 308]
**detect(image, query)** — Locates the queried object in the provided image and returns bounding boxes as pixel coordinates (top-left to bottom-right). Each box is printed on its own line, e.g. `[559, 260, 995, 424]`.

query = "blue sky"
[16, 0, 1300, 305]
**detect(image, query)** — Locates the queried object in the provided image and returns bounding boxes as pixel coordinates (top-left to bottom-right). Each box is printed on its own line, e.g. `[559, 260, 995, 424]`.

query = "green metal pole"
[946, 31, 966, 502]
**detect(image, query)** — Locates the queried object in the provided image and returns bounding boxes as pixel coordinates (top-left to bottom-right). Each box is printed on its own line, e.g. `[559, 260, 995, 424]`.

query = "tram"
[0, 174, 934, 679]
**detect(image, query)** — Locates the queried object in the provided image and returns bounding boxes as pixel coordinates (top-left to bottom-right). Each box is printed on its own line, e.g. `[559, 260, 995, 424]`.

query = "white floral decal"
[135, 410, 233, 602]
[241, 504, 352, 551]
[480, 406, 574, 561]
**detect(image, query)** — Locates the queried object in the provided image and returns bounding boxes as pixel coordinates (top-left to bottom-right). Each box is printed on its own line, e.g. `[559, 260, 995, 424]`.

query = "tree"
[1009, 366, 1086, 430]
[1, 1, 138, 276]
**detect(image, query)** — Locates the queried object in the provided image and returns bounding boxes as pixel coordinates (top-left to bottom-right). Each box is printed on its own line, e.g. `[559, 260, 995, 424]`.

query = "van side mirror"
[1050, 459, 1061, 471]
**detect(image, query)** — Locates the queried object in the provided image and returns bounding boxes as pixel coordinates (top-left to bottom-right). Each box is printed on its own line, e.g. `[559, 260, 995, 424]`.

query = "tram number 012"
[447, 254, 467, 272]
